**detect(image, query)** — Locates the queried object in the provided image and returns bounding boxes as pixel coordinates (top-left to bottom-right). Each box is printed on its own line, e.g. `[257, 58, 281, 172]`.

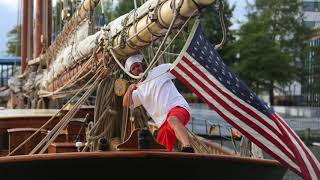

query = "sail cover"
[170, 20, 320, 180]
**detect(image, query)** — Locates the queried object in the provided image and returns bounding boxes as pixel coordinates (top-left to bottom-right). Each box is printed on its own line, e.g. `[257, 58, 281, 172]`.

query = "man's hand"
[123, 84, 137, 107]
[127, 84, 137, 92]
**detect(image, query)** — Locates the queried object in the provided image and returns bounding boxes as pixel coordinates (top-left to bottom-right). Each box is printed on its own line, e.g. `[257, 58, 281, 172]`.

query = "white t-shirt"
[131, 63, 191, 128]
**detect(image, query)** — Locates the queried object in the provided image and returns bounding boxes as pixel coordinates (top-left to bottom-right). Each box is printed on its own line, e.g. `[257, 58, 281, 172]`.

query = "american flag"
[170, 21, 320, 180]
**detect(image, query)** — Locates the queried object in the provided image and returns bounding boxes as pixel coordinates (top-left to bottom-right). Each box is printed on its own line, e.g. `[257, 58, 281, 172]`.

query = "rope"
[29, 68, 104, 154]
[85, 76, 120, 151]
[37, 73, 103, 154]
[111, 12, 197, 85]
[7, 66, 106, 156]
[186, 128, 211, 153]
[39, 46, 101, 97]
[136, 1, 183, 83]
[214, 0, 226, 50]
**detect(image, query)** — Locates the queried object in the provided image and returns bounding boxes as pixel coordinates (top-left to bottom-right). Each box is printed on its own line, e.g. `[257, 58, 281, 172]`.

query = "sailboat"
[0, 0, 319, 179]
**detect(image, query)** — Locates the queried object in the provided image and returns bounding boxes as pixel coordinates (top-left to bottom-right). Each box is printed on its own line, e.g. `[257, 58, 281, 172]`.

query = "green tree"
[6, 25, 21, 56]
[114, 0, 144, 18]
[234, 0, 308, 105]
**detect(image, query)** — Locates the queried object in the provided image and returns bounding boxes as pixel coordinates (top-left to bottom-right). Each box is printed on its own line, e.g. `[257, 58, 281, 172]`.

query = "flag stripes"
[170, 21, 320, 179]
[171, 57, 302, 174]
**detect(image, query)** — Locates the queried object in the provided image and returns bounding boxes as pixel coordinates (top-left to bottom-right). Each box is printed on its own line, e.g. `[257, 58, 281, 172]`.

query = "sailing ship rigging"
[0, 0, 319, 179]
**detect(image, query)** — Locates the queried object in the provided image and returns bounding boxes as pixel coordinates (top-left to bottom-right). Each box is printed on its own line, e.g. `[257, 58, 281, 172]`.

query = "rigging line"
[109, 5, 180, 79]
[38, 79, 100, 154]
[8, 67, 103, 156]
[110, 9, 196, 80]
[87, 107, 111, 137]
[40, 46, 101, 97]
[214, 0, 226, 50]
[30, 71, 102, 154]
[134, 0, 138, 10]
[112, 20, 154, 50]
[186, 128, 211, 153]
[35, 71, 103, 154]
[137, 2, 181, 83]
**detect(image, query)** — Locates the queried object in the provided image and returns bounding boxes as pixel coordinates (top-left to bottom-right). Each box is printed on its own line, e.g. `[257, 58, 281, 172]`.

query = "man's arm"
[123, 84, 137, 107]
[161, 63, 176, 80]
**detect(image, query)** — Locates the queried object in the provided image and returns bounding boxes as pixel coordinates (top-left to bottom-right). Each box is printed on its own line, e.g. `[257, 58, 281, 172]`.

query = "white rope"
[34, 72, 103, 154]
[110, 4, 196, 82]
[109, 5, 180, 79]
[214, 0, 226, 50]
[109, 49, 143, 79]
[7, 67, 105, 156]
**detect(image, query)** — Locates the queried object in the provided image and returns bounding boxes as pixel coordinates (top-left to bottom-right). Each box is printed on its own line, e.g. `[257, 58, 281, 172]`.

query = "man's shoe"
[181, 146, 195, 153]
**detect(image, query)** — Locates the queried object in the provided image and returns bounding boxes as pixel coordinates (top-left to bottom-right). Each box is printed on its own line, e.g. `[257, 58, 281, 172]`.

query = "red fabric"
[157, 106, 190, 151]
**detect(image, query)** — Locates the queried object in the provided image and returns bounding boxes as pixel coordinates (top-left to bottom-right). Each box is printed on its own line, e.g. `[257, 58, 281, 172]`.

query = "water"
[188, 103, 320, 180]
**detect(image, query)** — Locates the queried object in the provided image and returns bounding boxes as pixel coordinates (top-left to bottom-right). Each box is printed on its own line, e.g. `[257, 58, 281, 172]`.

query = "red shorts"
[157, 106, 190, 151]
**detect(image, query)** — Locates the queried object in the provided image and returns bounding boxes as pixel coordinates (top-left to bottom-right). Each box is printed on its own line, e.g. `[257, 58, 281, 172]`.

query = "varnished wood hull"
[0, 151, 287, 180]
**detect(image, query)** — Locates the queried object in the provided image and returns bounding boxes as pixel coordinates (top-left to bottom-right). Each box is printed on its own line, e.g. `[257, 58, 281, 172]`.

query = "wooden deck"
[0, 107, 94, 156]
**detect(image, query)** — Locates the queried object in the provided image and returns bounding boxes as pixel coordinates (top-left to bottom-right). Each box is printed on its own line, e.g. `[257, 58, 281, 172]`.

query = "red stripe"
[171, 69, 302, 176]
[268, 114, 312, 180]
[181, 56, 285, 140]
[177, 58, 296, 162]
[273, 114, 320, 179]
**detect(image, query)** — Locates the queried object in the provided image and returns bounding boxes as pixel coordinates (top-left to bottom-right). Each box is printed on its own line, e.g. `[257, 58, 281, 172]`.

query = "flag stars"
[191, 53, 196, 57]
[193, 47, 198, 51]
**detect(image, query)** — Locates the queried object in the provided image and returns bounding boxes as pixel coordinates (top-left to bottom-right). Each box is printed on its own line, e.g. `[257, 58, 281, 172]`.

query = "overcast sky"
[0, 0, 251, 56]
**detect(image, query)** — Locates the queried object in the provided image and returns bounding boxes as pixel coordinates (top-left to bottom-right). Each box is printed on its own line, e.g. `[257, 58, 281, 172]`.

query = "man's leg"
[157, 106, 194, 152]
[167, 116, 191, 147]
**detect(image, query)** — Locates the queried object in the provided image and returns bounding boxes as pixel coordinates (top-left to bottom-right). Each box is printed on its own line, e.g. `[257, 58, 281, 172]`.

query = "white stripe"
[277, 115, 320, 169]
[173, 66, 300, 172]
[179, 59, 294, 157]
[276, 115, 318, 179]
[184, 53, 283, 135]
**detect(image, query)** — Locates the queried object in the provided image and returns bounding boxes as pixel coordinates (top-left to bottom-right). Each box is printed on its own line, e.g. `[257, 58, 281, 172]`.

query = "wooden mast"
[21, 0, 29, 73]
[27, 1, 34, 65]
[34, 0, 43, 59]
[47, 0, 52, 47]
